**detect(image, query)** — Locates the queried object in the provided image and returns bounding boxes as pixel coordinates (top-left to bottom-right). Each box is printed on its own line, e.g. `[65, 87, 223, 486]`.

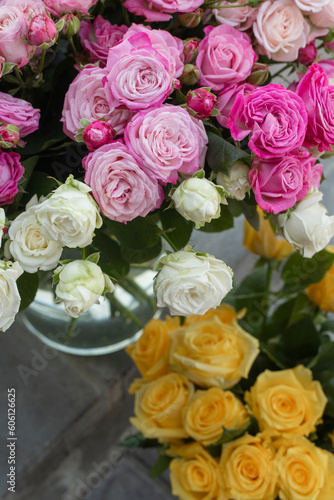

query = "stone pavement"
[1, 160, 334, 500]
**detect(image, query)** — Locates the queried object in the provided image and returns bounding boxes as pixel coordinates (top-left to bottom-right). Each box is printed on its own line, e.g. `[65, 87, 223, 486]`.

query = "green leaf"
[17, 272, 39, 312]
[198, 205, 234, 233]
[13, 155, 39, 209]
[22, 171, 57, 200]
[121, 239, 162, 264]
[118, 432, 159, 449]
[309, 341, 334, 371]
[239, 193, 259, 231]
[149, 453, 172, 478]
[282, 250, 334, 293]
[160, 207, 193, 249]
[206, 130, 250, 175]
[93, 231, 130, 280]
[104, 217, 161, 250]
[213, 415, 258, 446]
[86, 252, 100, 264]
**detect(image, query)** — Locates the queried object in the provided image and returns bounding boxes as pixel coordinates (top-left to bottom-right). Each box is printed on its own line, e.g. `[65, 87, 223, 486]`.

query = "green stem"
[109, 295, 143, 329]
[270, 64, 292, 79]
[14, 67, 24, 87]
[38, 49, 46, 74]
[65, 317, 77, 345]
[81, 247, 86, 260]
[161, 232, 179, 253]
[120, 0, 130, 26]
[68, 36, 78, 56]
[122, 276, 157, 311]
[166, 20, 180, 32]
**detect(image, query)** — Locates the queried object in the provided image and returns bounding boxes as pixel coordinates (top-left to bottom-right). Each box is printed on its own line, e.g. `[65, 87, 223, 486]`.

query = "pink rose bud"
[186, 88, 218, 120]
[183, 38, 199, 64]
[180, 64, 200, 86]
[247, 63, 269, 86]
[178, 8, 203, 28]
[27, 14, 58, 47]
[82, 121, 114, 152]
[298, 41, 317, 67]
[62, 14, 81, 37]
[0, 124, 20, 149]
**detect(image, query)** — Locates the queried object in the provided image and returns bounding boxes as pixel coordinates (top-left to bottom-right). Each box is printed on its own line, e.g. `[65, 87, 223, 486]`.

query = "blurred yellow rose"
[219, 433, 278, 500]
[130, 372, 194, 440]
[169, 316, 259, 388]
[306, 247, 334, 312]
[183, 387, 249, 446]
[184, 304, 238, 326]
[244, 208, 293, 260]
[126, 316, 180, 380]
[169, 442, 227, 500]
[273, 435, 334, 500]
[245, 365, 327, 437]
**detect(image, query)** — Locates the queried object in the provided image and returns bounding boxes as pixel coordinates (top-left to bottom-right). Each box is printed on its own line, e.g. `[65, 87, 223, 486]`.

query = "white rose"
[34, 175, 102, 248]
[216, 161, 250, 201]
[0, 207, 6, 247]
[294, 0, 330, 13]
[211, 0, 258, 31]
[171, 176, 226, 229]
[278, 189, 334, 258]
[153, 249, 233, 316]
[54, 260, 115, 318]
[0, 260, 23, 331]
[7, 196, 63, 273]
[310, 0, 334, 28]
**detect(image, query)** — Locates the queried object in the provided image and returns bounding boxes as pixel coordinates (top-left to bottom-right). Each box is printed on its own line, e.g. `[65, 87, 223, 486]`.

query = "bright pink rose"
[216, 83, 255, 128]
[82, 121, 114, 152]
[61, 65, 132, 141]
[297, 63, 334, 152]
[196, 25, 256, 91]
[250, 149, 320, 214]
[79, 16, 127, 67]
[83, 141, 164, 223]
[317, 59, 334, 79]
[0, 151, 24, 205]
[123, 24, 184, 78]
[27, 14, 57, 47]
[298, 41, 317, 66]
[124, 104, 208, 184]
[228, 84, 308, 159]
[310, 0, 334, 28]
[0, 6, 35, 67]
[208, 0, 258, 31]
[43, 0, 98, 16]
[186, 88, 217, 120]
[0, 92, 40, 137]
[104, 33, 173, 111]
[123, 0, 203, 22]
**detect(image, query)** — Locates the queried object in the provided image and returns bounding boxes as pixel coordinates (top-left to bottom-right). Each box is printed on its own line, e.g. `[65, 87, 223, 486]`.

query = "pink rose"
[27, 14, 57, 47]
[123, 0, 203, 22]
[208, 0, 258, 31]
[79, 16, 128, 67]
[61, 65, 132, 141]
[186, 88, 217, 120]
[250, 149, 321, 214]
[104, 33, 173, 111]
[82, 121, 114, 152]
[43, 0, 98, 16]
[310, 0, 334, 28]
[298, 41, 317, 66]
[0, 6, 35, 67]
[294, 0, 330, 12]
[196, 25, 256, 91]
[83, 141, 164, 223]
[0, 151, 24, 205]
[123, 24, 184, 78]
[183, 38, 198, 64]
[0, 92, 40, 137]
[317, 59, 334, 79]
[0, 0, 46, 19]
[228, 84, 308, 159]
[216, 83, 255, 128]
[296, 63, 334, 152]
[124, 105, 208, 184]
[254, 0, 309, 62]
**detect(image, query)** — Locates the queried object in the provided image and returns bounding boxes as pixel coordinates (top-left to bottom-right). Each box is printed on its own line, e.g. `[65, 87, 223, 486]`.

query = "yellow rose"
[245, 365, 327, 437]
[244, 208, 293, 260]
[184, 304, 238, 326]
[183, 387, 250, 446]
[126, 316, 180, 380]
[169, 442, 227, 500]
[130, 372, 194, 440]
[169, 316, 259, 388]
[306, 247, 334, 312]
[273, 435, 334, 500]
[219, 433, 278, 500]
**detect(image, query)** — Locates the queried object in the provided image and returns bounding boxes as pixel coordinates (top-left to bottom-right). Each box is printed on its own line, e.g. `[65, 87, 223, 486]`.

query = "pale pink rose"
[208, 0, 258, 31]
[43, 0, 98, 16]
[123, 24, 184, 78]
[250, 149, 321, 214]
[79, 16, 128, 67]
[82, 141, 164, 223]
[0, 151, 24, 205]
[318, 59, 334, 78]
[104, 33, 173, 111]
[124, 0, 203, 22]
[310, 0, 334, 27]
[254, 0, 309, 62]
[216, 83, 255, 128]
[196, 25, 256, 91]
[0, 6, 35, 67]
[297, 63, 334, 152]
[0, 0, 46, 19]
[124, 105, 208, 184]
[229, 84, 308, 159]
[294, 0, 330, 12]
[61, 65, 132, 141]
[0, 92, 40, 137]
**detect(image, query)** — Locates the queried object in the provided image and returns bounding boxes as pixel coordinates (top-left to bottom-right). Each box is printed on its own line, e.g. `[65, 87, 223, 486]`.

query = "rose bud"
[27, 14, 58, 48]
[62, 14, 81, 37]
[298, 41, 317, 67]
[0, 124, 20, 149]
[82, 121, 115, 152]
[186, 88, 218, 120]
[179, 8, 203, 28]
[180, 64, 200, 86]
[183, 38, 199, 64]
[247, 63, 269, 86]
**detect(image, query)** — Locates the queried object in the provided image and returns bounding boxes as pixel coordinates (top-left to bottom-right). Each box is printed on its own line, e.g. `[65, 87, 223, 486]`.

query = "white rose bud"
[216, 161, 250, 201]
[153, 249, 233, 316]
[171, 175, 226, 229]
[278, 189, 334, 258]
[7, 196, 63, 273]
[34, 175, 102, 248]
[0, 207, 5, 247]
[0, 260, 23, 332]
[54, 260, 115, 318]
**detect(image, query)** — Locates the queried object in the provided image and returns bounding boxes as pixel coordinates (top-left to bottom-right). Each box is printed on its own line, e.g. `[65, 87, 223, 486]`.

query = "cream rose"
[0, 260, 23, 332]
[216, 161, 250, 201]
[310, 0, 334, 28]
[294, 0, 330, 13]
